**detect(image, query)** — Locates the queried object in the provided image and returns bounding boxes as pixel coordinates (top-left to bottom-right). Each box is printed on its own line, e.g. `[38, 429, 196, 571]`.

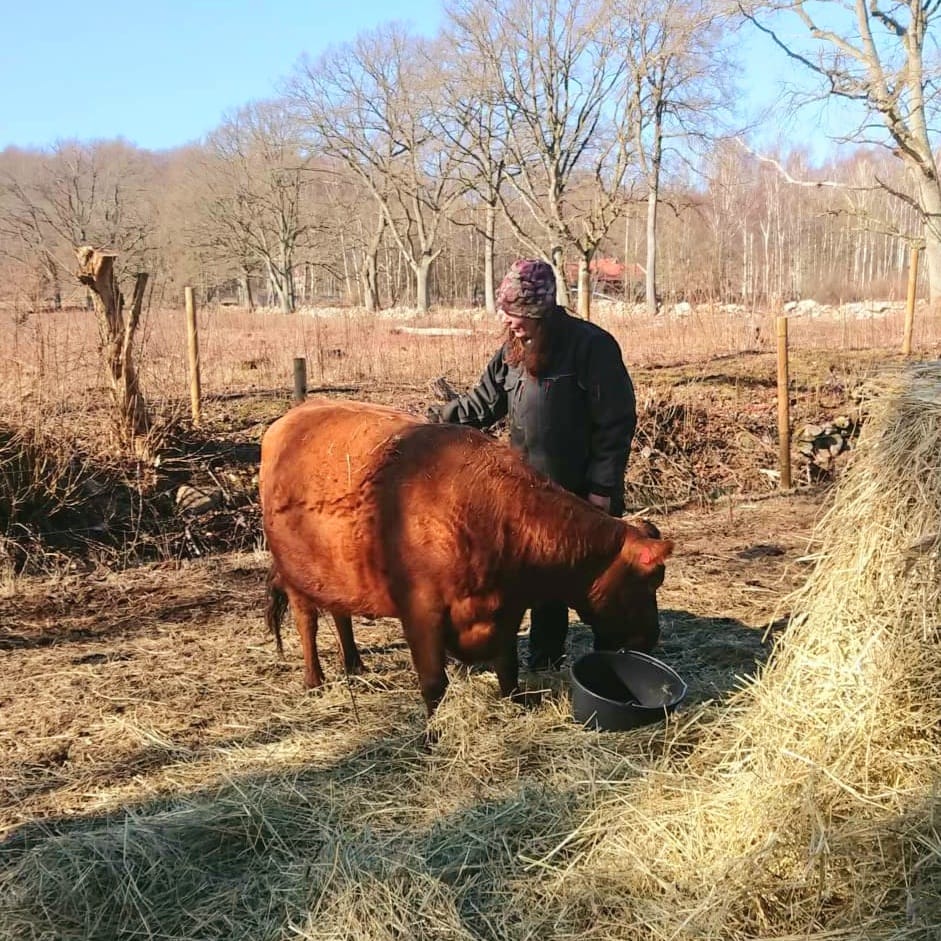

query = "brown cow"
[260, 399, 673, 721]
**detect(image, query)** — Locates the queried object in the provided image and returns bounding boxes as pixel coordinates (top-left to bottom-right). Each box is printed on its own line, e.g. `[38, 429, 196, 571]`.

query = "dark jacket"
[435, 311, 636, 516]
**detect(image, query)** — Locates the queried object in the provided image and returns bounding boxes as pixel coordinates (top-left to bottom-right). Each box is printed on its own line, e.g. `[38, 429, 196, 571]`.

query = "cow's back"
[261, 400, 505, 615]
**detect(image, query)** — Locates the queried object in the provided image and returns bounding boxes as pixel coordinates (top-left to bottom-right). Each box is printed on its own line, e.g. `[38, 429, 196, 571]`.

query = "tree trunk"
[484, 204, 497, 314]
[363, 253, 380, 312]
[300, 262, 311, 305]
[645, 179, 659, 316]
[240, 269, 254, 311]
[266, 259, 294, 314]
[623, 215, 632, 301]
[914, 170, 941, 306]
[362, 213, 385, 312]
[42, 252, 62, 311]
[340, 231, 354, 302]
[287, 266, 296, 312]
[415, 255, 433, 312]
[577, 255, 592, 320]
[551, 245, 570, 308]
[75, 247, 151, 456]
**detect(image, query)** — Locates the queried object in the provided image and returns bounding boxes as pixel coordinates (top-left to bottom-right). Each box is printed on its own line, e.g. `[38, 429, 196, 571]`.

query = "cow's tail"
[265, 564, 288, 659]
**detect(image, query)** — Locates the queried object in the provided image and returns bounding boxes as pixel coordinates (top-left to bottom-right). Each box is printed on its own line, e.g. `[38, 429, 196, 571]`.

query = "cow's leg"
[401, 615, 449, 720]
[493, 635, 520, 698]
[286, 588, 325, 689]
[331, 613, 365, 675]
[493, 611, 541, 706]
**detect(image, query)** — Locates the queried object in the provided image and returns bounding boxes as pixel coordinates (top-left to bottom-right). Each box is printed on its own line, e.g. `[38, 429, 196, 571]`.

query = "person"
[427, 258, 637, 670]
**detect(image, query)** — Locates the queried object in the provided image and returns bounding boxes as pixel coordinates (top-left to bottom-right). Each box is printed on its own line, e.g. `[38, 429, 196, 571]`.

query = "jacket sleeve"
[434, 347, 510, 429]
[579, 333, 637, 498]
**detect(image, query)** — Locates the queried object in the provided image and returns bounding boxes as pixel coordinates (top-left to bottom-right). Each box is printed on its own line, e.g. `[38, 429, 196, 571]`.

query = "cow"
[260, 399, 673, 722]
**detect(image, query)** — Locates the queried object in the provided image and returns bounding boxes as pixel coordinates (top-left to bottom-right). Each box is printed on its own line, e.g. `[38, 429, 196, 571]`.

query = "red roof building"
[564, 257, 644, 288]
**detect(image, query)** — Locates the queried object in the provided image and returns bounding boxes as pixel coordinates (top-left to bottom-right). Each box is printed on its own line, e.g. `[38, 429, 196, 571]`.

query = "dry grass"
[4, 300, 939, 427]
[1, 360, 938, 938]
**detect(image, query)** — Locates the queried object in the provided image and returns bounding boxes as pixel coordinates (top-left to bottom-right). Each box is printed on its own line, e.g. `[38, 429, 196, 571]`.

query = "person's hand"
[587, 493, 611, 513]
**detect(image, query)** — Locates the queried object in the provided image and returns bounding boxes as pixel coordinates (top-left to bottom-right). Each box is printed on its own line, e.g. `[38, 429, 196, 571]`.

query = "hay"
[2, 364, 940, 939]
[566, 361, 941, 938]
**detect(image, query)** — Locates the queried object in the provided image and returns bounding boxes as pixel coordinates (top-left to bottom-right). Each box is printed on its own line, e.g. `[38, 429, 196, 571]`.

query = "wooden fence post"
[776, 315, 792, 490]
[903, 245, 920, 357]
[184, 286, 201, 426]
[293, 357, 307, 404]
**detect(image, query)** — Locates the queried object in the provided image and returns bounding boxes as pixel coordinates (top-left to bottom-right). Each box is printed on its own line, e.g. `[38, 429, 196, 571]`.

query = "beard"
[503, 311, 560, 377]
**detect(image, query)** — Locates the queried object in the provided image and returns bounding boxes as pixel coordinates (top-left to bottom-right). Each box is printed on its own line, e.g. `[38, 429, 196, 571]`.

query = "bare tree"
[290, 23, 465, 312]
[180, 152, 261, 309]
[431, 22, 513, 313]
[447, 0, 639, 319]
[202, 101, 310, 313]
[0, 141, 156, 310]
[308, 165, 389, 310]
[742, 0, 941, 303]
[0, 151, 64, 309]
[612, 0, 734, 315]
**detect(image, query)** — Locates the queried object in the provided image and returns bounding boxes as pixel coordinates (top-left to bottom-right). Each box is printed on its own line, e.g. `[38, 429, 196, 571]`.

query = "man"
[427, 258, 637, 670]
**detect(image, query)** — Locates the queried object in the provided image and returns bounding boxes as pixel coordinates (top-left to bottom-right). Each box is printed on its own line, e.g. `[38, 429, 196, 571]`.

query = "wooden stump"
[75, 246, 151, 456]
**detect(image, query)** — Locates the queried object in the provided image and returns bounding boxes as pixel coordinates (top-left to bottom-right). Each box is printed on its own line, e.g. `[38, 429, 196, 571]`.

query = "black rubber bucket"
[570, 649, 687, 731]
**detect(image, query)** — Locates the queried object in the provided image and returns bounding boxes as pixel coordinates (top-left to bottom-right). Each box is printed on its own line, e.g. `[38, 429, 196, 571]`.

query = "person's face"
[500, 310, 537, 341]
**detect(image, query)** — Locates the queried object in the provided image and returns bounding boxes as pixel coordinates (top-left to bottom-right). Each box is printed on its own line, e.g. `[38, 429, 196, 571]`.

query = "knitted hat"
[496, 259, 557, 318]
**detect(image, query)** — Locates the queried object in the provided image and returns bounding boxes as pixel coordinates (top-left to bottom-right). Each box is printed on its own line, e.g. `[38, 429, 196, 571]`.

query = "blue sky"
[1, 0, 445, 151]
[1, 0, 859, 158]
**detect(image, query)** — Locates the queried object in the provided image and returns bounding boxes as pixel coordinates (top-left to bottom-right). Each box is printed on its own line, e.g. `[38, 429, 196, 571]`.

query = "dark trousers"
[528, 600, 569, 667]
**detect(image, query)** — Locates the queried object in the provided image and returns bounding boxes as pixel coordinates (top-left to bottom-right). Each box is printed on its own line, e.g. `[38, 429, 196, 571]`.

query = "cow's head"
[576, 521, 673, 653]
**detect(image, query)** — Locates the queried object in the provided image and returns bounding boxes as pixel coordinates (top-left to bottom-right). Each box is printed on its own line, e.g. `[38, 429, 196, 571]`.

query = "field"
[1, 299, 939, 939]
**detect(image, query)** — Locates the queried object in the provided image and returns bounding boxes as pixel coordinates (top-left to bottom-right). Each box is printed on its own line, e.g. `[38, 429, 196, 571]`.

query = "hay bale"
[566, 362, 941, 938]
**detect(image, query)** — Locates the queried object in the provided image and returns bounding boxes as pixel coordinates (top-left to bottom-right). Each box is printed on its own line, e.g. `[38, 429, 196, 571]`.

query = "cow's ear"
[628, 537, 674, 571]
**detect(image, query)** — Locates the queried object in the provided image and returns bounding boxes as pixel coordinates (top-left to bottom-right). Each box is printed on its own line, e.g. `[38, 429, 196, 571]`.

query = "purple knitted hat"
[496, 259, 557, 318]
